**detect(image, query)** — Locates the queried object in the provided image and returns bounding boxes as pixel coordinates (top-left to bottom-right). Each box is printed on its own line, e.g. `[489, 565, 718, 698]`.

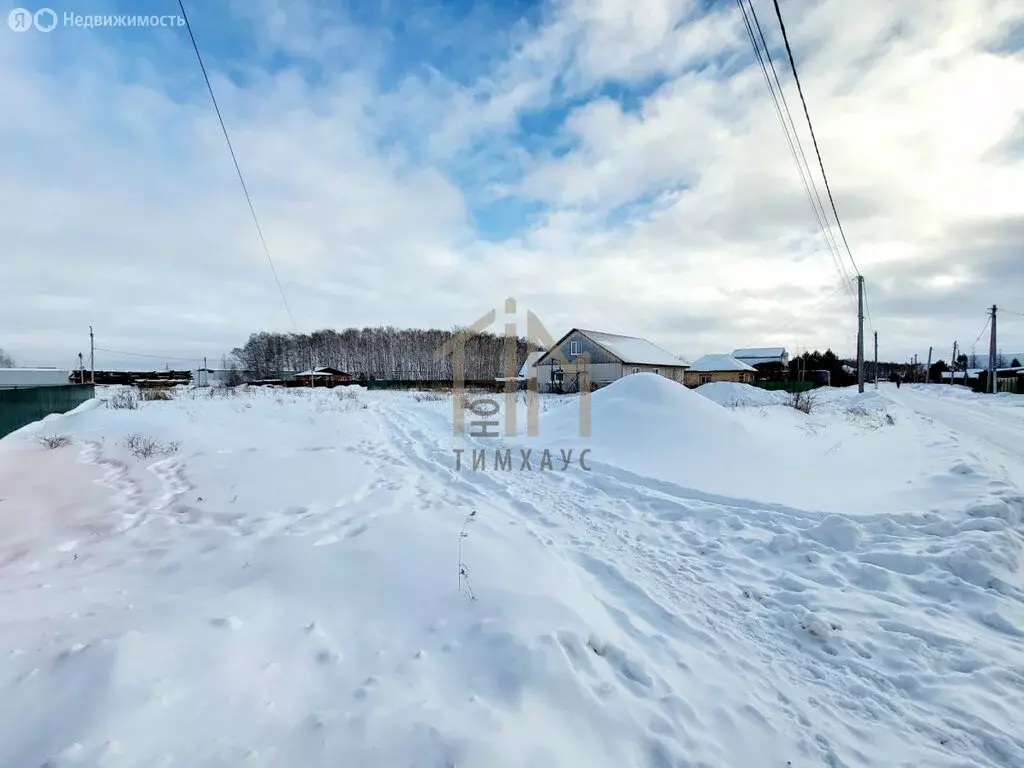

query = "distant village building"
[294, 367, 353, 387]
[684, 355, 758, 387]
[533, 329, 689, 393]
[732, 347, 789, 380]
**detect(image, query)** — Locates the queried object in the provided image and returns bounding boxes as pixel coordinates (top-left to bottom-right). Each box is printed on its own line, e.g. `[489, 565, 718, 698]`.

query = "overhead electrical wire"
[735, 0, 855, 306]
[861, 277, 875, 334]
[741, 276, 852, 349]
[737, 0, 855, 305]
[771, 0, 861, 279]
[970, 316, 991, 349]
[177, 0, 298, 331]
[94, 347, 204, 363]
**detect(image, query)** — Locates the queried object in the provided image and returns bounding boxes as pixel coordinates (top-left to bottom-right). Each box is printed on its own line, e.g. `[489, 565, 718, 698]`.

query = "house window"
[652, 368, 660, 375]
[631, 367, 640, 374]
[700, 374, 712, 384]
[737, 373, 745, 383]
[569, 340, 583, 356]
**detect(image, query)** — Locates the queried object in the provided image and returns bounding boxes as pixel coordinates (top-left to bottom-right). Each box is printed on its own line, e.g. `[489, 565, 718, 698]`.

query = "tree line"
[230, 327, 533, 381]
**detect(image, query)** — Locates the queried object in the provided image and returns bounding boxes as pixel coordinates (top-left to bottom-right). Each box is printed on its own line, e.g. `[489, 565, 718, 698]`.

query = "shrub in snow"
[106, 387, 139, 410]
[139, 388, 174, 402]
[125, 433, 180, 460]
[38, 434, 72, 449]
[787, 391, 814, 414]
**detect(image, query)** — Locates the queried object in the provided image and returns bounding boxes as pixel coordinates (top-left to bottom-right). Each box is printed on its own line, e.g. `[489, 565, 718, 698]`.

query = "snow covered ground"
[0, 378, 1022, 767]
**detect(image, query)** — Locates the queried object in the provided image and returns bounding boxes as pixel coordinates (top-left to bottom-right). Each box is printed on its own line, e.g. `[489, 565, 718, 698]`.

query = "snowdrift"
[527, 374, 781, 501]
[544, 373, 750, 444]
[2, 383, 1024, 767]
[695, 381, 789, 407]
[522, 375, 1001, 514]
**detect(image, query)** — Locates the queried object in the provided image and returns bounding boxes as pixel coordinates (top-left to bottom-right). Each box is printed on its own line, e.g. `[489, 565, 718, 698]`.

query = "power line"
[771, 0, 861, 280]
[970, 316, 991, 349]
[741, 277, 852, 349]
[176, 0, 297, 331]
[735, 0, 855, 305]
[739, 0, 855, 304]
[94, 347, 203, 363]
[861, 277, 875, 334]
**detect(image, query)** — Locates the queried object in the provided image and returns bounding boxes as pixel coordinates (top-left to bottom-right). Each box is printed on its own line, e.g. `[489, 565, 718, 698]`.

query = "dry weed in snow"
[458, 510, 478, 601]
[125, 433, 180, 460]
[37, 434, 72, 449]
[138, 388, 174, 402]
[788, 391, 814, 414]
[414, 392, 448, 403]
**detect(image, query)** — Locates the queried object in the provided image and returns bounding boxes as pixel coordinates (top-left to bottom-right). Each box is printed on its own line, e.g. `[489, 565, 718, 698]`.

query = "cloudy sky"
[2, 0, 1023, 370]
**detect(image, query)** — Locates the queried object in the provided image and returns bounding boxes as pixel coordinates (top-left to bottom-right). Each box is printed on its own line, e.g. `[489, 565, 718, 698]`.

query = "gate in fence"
[0, 384, 96, 438]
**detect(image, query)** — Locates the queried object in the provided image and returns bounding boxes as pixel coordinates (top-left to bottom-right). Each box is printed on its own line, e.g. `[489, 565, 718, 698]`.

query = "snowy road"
[886, 383, 1024, 487]
[0, 381, 1022, 768]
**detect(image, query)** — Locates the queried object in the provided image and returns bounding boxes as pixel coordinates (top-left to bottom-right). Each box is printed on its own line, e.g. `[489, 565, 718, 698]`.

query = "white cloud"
[2, 0, 1023, 369]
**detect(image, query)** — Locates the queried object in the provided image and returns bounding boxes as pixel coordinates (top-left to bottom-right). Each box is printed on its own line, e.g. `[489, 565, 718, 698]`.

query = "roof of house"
[0, 367, 65, 372]
[536, 329, 688, 367]
[689, 354, 758, 373]
[296, 367, 349, 376]
[732, 347, 787, 364]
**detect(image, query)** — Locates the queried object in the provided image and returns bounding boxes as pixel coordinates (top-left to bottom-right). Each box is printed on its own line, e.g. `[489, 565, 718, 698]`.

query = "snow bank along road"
[0, 379, 1022, 767]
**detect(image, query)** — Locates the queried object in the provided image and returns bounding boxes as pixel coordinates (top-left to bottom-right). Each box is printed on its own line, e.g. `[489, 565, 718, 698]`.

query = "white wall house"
[0, 368, 71, 389]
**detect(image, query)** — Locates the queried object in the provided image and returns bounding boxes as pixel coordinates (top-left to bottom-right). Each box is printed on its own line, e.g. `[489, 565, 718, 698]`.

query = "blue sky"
[3, 0, 1024, 369]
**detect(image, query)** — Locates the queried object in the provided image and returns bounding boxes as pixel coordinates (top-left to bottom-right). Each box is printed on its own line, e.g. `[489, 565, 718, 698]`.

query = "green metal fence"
[0, 385, 96, 439]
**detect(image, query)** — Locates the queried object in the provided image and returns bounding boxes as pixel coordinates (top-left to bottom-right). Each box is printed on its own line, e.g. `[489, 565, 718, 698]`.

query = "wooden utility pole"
[874, 331, 878, 388]
[78, 352, 84, 384]
[89, 326, 95, 384]
[989, 305, 998, 394]
[857, 275, 865, 393]
[926, 346, 933, 384]
[950, 341, 957, 385]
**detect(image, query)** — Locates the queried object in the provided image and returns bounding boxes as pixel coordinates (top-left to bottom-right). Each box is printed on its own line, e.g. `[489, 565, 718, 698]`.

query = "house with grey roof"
[533, 329, 689, 393]
[732, 347, 789, 380]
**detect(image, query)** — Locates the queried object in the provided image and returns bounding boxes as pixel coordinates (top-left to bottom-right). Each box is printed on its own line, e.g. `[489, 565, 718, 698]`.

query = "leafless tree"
[231, 326, 533, 381]
[0, 348, 14, 367]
